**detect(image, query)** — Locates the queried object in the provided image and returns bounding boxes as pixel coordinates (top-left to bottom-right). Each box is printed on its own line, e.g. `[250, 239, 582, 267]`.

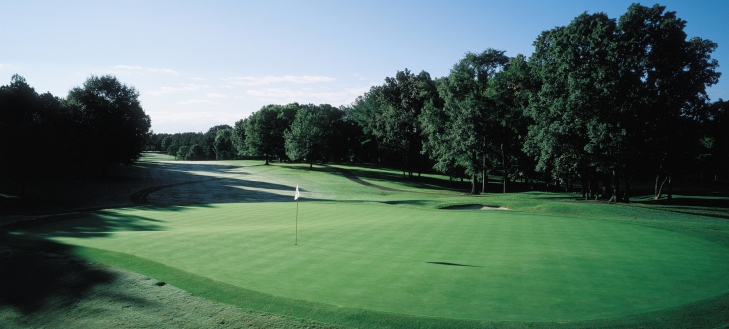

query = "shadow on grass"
[0, 206, 173, 315]
[426, 261, 480, 268]
[0, 238, 152, 316]
[634, 196, 729, 209]
[4, 210, 164, 239]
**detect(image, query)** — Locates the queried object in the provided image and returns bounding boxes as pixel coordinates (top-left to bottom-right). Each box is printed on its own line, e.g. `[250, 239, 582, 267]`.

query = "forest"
[2, 4, 727, 202]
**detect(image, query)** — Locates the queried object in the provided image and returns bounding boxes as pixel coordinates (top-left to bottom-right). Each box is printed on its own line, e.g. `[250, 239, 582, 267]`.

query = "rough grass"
[2, 156, 729, 328]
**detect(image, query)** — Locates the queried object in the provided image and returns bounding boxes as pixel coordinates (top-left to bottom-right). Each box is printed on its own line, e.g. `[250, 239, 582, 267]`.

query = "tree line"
[150, 4, 726, 202]
[0, 74, 151, 197]
[4, 4, 723, 204]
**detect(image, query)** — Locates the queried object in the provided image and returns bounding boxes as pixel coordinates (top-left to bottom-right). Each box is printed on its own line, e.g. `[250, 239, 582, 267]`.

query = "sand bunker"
[443, 204, 509, 210]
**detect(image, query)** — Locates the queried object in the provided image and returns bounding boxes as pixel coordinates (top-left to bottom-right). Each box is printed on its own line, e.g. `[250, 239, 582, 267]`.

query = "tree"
[421, 49, 509, 194]
[377, 69, 438, 178]
[487, 54, 535, 193]
[231, 118, 248, 157]
[213, 128, 235, 160]
[66, 75, 151, 174]
[346, 87, 386, 163]
[698, 99, 729, 182]
[176, 145, 190, 160]
[203, 125, 232, 159]
[285, 104, 331, 168]
[0, 75, 50, 194]
[167, 143, 180, 158]
[187, 144, 206, 160]
[525, 12, 619, 198]
[617, 3, 720, 201]
[245, 104, 296, 164]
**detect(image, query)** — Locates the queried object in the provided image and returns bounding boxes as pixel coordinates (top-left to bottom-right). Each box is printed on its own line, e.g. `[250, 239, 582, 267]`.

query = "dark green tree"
[203, 125, 232, 159]
[66, 75, 151, 174]
[617, 3, 720, 201]
[245, 104, 296, 164]
[176, 145, 190, 160]
[213, 128, 235, 160]
[284, 104, 331, 168]
[487, 54, 535, 193]
[231, 118, 248, 157]
[421, 49, 509, 194]
[187, 144, 206, 160]
[377, 69, 438, 178]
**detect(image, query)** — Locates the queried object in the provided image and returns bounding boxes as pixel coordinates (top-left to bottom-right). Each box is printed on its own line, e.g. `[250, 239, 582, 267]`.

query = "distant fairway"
[6, 159, 729, 327]
[21, 201, 729, 322]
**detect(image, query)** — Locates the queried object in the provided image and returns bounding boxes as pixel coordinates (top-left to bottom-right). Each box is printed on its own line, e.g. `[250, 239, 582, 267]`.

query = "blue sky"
[2, 0, 727, 133]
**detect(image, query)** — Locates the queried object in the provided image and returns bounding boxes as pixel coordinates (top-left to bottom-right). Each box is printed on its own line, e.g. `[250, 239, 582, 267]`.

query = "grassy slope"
[4, 158, 729, 328]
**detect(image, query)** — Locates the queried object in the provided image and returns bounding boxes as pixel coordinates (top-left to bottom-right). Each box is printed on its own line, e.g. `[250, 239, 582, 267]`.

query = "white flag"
[295, 184, 300, 200]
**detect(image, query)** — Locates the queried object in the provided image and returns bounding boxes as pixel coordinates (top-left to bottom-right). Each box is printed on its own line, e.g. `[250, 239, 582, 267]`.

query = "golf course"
[2, 153, 729, 328]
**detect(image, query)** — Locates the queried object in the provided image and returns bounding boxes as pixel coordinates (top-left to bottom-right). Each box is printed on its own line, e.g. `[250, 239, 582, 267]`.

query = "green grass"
[5, 159, 729, 328]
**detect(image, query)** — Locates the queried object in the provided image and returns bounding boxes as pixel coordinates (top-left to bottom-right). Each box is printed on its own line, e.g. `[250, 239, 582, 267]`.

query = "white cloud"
[110, 65, 178, 75]
[147, 67, 179, 75]
[206, 93, 229, 99]
[178, 99, 215, 105]
[246, 87, 364, 106]
[227, 75, 336, 86]
[112, 65, 143, 70]
[149, 84, 211, 96]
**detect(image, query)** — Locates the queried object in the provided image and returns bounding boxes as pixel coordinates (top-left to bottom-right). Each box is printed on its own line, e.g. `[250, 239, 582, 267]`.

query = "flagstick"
[295, 198, 299, 245]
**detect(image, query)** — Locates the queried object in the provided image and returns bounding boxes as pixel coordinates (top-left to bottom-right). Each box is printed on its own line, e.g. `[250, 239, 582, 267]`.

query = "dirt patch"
[443, 204, 510, 210]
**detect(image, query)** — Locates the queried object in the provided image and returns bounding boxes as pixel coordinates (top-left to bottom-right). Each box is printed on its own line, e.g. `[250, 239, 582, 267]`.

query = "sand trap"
[443, 204, 509, 210]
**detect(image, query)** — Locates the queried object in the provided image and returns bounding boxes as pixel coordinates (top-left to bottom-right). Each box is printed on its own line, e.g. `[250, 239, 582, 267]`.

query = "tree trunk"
[471, 173, 479, 195]
[609, 170, 618, 203]
[623, 173, 631, 204]
[655, 175, 669, 199]
[501, 143, 507, 194]
[482, 155, 486, 194]
[667, 173, 673, 203]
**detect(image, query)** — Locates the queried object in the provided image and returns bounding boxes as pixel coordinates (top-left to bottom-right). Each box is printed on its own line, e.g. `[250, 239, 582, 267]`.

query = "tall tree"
[488, 54, 535, 193]
[525, 12, 619, 198]
[284, 104, 331, 168]
[204, 125, 232, 159]
[245, 104, 296, 164]
[0, 75, 57, 194]
[231, 118, 248, 157]
[421, 49, 509, 194]
[213, 128, 236, 160]
[377, 69, 438, 178]
[66, 75, 151, 174]
[617, 3, 721, 201]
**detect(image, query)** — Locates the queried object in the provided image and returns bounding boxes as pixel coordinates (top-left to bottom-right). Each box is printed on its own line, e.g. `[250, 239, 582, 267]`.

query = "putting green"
[25, 202, 729, 322]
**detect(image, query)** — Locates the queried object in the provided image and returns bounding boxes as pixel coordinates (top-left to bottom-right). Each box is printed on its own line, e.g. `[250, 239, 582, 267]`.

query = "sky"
[2, 0, 727, 134]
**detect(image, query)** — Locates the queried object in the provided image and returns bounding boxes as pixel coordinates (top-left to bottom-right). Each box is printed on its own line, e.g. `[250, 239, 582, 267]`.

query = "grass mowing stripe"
[5, 233, 729, 328]
[17, 201, 729, 323]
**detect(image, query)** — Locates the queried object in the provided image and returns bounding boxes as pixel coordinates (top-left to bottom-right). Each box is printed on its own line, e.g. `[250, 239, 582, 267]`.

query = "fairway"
[21, 200, 729, 322]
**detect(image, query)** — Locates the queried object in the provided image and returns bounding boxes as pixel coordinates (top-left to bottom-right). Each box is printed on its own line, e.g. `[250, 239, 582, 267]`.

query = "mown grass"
[4, 158, 729, 328]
